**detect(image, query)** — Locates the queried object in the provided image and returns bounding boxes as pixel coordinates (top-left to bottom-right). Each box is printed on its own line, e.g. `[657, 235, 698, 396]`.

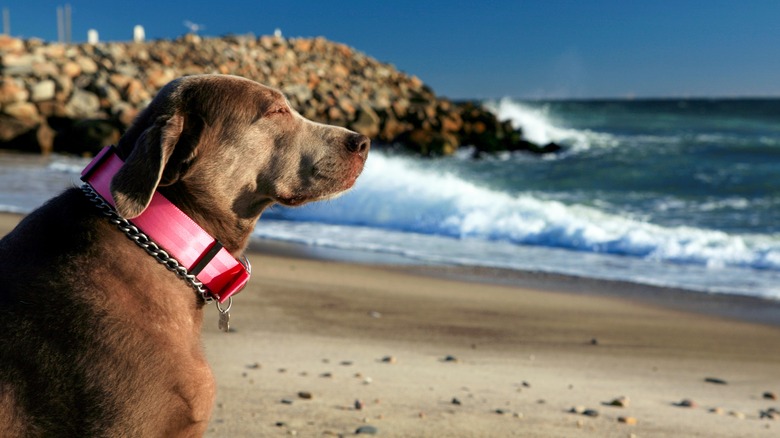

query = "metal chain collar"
[80, 183, 213, 303]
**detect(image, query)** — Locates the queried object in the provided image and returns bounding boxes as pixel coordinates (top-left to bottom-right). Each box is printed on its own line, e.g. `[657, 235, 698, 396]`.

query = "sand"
[1, 212, 778, 437]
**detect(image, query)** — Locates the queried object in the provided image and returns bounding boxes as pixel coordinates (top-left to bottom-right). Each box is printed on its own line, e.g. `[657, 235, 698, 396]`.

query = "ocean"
[1, 98, 779, 299]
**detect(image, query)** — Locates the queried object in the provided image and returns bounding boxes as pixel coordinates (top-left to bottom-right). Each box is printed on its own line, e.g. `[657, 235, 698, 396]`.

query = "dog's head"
[110, 75, 369, 230]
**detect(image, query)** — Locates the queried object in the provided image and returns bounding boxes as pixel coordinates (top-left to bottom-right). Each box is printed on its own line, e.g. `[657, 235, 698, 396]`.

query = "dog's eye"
[268, 107, 290, 116]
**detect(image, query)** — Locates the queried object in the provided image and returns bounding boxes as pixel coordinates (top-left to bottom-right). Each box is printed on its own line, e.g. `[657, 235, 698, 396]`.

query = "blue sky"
[4, 1, 780, 99]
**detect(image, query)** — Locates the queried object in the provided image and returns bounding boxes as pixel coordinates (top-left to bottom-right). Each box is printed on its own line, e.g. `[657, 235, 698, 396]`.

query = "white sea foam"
[263, 151, 780, 273]
[483, 98, 618, 152]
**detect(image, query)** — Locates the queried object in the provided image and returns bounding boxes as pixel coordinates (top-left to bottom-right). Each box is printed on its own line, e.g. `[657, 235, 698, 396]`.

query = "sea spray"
[265, 150, 780, 272]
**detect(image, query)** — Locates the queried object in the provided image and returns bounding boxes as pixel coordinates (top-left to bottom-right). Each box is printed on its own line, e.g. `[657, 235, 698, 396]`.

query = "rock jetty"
[0, 33, 559, 157]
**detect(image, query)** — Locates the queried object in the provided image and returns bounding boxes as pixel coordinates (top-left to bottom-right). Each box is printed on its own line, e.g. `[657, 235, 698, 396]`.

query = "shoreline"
[2, 210, 778, 327]
[248, 237, 780, 328]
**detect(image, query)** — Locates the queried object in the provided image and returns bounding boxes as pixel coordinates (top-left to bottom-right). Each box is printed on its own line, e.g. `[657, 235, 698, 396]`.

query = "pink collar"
[81, 146, 250, 303]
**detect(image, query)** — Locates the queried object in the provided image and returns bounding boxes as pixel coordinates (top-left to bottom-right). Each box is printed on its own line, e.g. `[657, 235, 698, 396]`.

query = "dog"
[0, 74, 369, 437]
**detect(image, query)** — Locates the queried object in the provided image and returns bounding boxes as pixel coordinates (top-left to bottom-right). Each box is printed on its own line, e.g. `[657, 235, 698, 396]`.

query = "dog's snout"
[346, 134, 370, 157]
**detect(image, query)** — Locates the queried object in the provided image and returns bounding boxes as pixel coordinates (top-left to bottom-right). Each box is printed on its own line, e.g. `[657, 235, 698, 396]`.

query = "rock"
[704, 377, 728, 385]
[570, 406, 586, 415]
[297, 391, 313, 400]
[709, 407, 725, 415]
[30, 80, 56, 102]
[451, 398, 462, 405]
[3, 102, 39, 124]
[760, 409, 779, 420]
[246, 362, 261, 369]
[1, 53, 36, 75]
[280, 399, 293, 405]
[618, 416, 638, 425]
[442, 355, 459, 363]
[0, 35, 24, 53]
[380, 356, 396, 364]
[64, 89, 101, 118]
[0, 79, 29, 105]
[590, 338, 599, 345]
[354, 399, 364, 410]
[0, 35, 534, 158]
[729, 411, 746, 420]
[606, 396, 630, 408]
[61, 61, 82, 78]
[582, 409, 599, 417]
[354, 425, 378, 435]
[764, 391, 777, 400]
[350, 104, 380, 138]
[75, 56, 98, 75]
[675, 399, 697, 408]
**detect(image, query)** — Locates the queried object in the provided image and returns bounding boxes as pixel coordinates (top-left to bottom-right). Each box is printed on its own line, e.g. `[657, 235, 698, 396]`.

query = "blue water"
[1, 98, 779, 298]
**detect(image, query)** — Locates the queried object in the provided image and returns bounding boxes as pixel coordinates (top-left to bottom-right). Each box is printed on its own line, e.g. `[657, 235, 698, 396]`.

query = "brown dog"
[0, 74, 369, 437]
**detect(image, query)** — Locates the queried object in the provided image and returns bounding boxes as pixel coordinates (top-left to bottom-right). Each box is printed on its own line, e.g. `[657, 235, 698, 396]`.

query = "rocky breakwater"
[0, 34, 559, 157]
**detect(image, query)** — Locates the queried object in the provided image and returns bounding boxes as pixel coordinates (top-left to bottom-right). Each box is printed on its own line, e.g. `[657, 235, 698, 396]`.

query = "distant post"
[57, 4, 73, 43]
[2, 8, 9, 36]
[57, 6, 64, 42]
[133, 25, 145, 43]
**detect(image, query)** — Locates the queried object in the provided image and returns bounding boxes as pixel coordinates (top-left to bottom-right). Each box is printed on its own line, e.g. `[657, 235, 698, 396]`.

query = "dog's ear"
[111, 113, 184, 218]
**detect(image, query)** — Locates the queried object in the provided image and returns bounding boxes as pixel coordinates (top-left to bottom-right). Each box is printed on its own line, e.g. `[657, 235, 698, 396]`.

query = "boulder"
[65, 89, 101, 118]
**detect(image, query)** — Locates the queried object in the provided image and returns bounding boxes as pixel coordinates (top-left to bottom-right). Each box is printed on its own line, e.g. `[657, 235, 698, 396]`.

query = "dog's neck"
[81, 146, 250, 304]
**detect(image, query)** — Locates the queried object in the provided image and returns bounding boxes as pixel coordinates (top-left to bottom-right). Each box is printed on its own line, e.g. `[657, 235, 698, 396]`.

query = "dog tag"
[216, 297, 233, 333]
[218, 310, 230, 332]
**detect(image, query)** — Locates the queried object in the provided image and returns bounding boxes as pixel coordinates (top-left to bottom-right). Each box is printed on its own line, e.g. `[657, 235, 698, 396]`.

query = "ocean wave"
[264, 151, 780, 271]
[483, 98, 618, 152]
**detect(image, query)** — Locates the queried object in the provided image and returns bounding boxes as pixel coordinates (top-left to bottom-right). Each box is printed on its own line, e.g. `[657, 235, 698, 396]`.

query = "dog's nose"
[346, 133, 370, 157]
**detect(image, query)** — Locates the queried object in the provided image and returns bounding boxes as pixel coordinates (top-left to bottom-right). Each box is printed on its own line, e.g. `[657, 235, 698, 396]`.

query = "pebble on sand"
[355, 425, 378, 435]
[760, 409, 779, 420]
[618, 416, 638, 425]
[245, 362, 261, 369]
[570, 406, 586, 415]
[704, 377, 728, 385]
[451, 398, 462, 405]
[298, 391, 313, 400]
[380, 355, 397, 364]
[764, 391, 778, 400]
[606, 396, 630, 408]
[709, 407, 725, 415]
[354, 399, 364, 410]
[729, 411, 746, 420]
[442, 355, 460, 363]
[582, 409, 599, 417]
[675, 399, 697, 408]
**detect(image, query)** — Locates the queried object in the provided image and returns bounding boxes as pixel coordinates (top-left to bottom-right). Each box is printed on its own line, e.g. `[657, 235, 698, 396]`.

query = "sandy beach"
[1, 212, 778, 437]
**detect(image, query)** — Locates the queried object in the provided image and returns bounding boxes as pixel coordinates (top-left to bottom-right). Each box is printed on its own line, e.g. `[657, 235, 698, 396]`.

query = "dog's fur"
[0, 74, 369, 437]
